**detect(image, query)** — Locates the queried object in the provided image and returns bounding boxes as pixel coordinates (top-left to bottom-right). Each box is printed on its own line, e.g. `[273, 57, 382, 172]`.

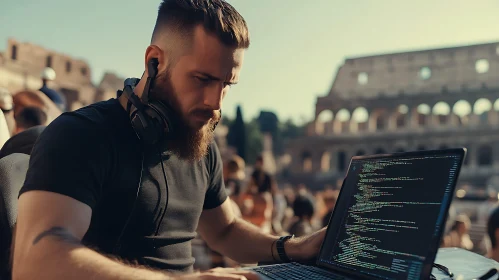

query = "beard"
[149, 70, 220, 162]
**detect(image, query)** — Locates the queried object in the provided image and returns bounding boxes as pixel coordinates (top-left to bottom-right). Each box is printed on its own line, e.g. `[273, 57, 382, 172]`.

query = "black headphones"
[119, 58, 176, 146]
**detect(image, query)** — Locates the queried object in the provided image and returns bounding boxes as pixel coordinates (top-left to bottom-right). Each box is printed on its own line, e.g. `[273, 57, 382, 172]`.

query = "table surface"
[433, 248, 499, 280]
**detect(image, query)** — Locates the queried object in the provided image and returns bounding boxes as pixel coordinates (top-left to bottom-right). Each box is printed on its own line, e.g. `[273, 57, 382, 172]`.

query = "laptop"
[249, 148, 466, 280]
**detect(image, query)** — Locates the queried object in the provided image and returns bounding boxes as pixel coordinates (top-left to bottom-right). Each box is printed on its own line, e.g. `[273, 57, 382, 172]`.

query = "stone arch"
[370, 109, 389, 131]
[333, 109, 351, 134]
[337, 151, 347, 172]
[301, 151, 313, 172]
[478, 145, 493, 166]
[453, 100, 472, 126]
[473, 98, 492, 125]
[415, 103, 431, 127]
[432, 101, 451, 125]
[350, 107, 369, 133]
[320, 151, 331, 172]
[315, 110, 334, 135]
[392, 104, 409, 129]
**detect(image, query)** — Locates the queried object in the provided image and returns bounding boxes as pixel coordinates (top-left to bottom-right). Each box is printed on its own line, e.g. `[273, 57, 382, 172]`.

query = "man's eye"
[196, 76, 210, 83]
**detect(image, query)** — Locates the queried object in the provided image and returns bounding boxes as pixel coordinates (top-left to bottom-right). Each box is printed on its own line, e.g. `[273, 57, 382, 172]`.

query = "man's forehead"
[186, 35, 244, 81]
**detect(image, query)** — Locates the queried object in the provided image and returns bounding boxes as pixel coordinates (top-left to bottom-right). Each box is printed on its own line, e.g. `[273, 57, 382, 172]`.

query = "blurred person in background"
[443, 214, 474, 250]
[224, 154, 246, 206]
[39, 67, 67, 112]
[0, 87, 15, 136]
[12, 89, 62, 123]
[241, 172, 274, 233]
[288, 194, 316, 237]
[281, 185, 297, 231]
[14, 106, 47, 135]
[0, 106, 48, 158]
[478, 189, 498, 224]
[270, 186, 287, 235]
[322, 189, 339, 227]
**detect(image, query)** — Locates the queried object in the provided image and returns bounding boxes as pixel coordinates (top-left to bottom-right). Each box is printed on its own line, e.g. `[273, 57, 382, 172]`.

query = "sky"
[1, 0, 499, 124]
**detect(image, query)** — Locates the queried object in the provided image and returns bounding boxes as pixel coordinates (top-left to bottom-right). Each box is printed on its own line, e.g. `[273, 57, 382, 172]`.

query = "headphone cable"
[154, 150, 170, 236]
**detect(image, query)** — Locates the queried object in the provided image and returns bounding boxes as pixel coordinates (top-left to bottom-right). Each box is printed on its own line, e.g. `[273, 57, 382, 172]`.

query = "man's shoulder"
[50, 99, 126, 129]
[41, 98, 134, 145]
[206, 140, 222, 167]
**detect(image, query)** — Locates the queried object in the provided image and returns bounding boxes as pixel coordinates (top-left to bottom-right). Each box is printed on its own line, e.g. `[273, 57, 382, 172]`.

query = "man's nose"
[203, 85, 225, 111]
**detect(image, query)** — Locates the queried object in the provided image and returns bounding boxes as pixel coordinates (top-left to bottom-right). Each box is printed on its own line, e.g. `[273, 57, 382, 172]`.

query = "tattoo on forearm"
[32, 227, 81, 245]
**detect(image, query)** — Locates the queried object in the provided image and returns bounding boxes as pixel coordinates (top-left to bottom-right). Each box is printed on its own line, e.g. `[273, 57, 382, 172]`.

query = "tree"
[226, 105, 247, 160]
[245, 119, 263, 165]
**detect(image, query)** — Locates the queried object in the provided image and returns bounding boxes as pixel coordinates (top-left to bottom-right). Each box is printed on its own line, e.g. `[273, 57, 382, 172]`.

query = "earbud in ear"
[148, 58, 159, 78]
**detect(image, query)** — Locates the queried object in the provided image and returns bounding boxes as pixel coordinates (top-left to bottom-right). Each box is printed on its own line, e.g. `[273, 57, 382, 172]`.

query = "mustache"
[189, 109, 221, 121]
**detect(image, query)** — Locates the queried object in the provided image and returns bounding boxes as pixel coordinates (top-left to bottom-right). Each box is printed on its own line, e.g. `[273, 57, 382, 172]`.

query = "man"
[39, 67, 67, 112]
[12, 89, 62, 123]
[487, 206, 499, 262]
[12, 1, 326, 280]
[0, 106, 47, 159]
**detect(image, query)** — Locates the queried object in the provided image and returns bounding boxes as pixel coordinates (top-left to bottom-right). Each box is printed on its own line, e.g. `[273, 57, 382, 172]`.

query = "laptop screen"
[317, 149, 465, 280]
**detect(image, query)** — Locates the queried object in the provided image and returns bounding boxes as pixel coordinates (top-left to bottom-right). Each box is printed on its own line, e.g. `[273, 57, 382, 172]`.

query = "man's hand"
[175, 267, 261, 279]
[285, 227, 327, 262]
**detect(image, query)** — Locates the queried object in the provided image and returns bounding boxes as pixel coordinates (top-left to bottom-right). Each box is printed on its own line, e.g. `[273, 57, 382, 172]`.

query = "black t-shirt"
[19, 98, 227, 274]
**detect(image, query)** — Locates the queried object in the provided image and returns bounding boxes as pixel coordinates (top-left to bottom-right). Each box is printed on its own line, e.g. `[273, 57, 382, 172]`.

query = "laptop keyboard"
[252, 262, 347, 280]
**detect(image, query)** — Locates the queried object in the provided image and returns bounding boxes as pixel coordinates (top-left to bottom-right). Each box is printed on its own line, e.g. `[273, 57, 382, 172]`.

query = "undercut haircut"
[151, 0, 250, 50]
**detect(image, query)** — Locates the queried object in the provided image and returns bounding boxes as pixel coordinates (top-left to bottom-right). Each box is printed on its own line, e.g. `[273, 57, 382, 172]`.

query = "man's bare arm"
[12, 191, 171, 280]
[197, 199, 301, 264]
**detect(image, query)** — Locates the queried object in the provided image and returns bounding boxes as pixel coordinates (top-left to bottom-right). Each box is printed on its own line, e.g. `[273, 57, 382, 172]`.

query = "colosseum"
[285, 41, 499, 192]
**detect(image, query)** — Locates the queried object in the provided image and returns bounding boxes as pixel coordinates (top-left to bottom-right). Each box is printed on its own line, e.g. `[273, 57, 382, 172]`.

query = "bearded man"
[12, 1, 326, 279]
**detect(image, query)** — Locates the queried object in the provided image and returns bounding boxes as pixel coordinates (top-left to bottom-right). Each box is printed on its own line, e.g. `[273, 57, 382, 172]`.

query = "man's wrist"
[271, 235, 298, 263]
[283, 236, 300, 261]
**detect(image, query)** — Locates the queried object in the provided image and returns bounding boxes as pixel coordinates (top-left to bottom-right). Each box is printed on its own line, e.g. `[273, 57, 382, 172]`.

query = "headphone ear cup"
[148, 100, 174, 136]
[130, 106, 164, 146]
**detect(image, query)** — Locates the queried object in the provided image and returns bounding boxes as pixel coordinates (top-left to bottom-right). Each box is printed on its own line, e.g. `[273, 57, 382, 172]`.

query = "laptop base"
[247, 262, 351, 280]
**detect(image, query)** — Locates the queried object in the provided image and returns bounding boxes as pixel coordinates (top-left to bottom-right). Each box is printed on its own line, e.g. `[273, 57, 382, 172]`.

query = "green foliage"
[225, 107, 305, 164]
[226, 105, 247, 160]
[245, 119, 264, 165]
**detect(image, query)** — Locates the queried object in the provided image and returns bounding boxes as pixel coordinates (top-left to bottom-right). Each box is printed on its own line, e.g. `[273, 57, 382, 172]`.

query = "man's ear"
[144, 45, 166, 75]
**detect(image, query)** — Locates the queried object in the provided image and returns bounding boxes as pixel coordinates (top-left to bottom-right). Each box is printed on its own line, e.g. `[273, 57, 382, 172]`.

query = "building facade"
[0, 38, 124, 111]
[286, 42, 499, 191]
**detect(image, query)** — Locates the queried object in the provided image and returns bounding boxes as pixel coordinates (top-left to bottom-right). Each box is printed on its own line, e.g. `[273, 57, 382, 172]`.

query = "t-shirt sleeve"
[19, 114, 111, 209]
[203, 141, 228, 209]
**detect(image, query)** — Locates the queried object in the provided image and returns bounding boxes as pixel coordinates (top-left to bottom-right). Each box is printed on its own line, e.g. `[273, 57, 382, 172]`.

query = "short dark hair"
[152, 0, 250, 48]
[293, 194, 315, 219]
[488, 207, 499, 248]
[15, 106, 47, 129]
